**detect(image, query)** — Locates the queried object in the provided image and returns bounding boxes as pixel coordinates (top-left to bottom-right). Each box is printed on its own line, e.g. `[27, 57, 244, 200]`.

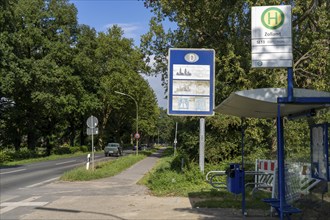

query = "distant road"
[0, 152, 114, 194]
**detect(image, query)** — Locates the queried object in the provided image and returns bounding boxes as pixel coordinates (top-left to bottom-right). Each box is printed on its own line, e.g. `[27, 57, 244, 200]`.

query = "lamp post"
[115, 91, 139, 155]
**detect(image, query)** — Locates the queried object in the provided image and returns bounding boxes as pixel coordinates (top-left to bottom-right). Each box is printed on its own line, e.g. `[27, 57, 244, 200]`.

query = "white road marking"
[24, 177, 59, 188]
[0, 196, 48, 215]
[55, 160, 76, 165]
[0, 168, 26, 175]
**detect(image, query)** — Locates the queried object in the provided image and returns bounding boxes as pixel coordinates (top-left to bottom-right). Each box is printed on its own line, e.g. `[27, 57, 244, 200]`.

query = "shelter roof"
[214, 88, 330, 118]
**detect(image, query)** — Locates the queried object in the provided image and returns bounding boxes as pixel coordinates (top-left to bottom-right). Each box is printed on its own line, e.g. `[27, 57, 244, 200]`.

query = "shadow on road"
[35, 207, 126, 220]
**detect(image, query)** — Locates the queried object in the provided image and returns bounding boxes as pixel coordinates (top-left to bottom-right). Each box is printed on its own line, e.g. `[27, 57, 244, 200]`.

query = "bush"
[79, 145, 88, 153]
[15, 147, 37, 160]
[53, 146, 71, 155]
[0, 150, 12, 164]
[0, 147, 39, 161]
[70, 146, 80, 154]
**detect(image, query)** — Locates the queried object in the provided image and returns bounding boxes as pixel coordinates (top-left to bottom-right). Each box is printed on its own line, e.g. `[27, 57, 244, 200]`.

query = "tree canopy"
[141, 0, 330, 162]
[0, 0, 160, 155]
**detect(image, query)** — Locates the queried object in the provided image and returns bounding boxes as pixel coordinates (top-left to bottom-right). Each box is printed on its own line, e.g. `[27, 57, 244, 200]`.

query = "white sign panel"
[173, 65, 210, 80]
[87, 127, 98, 135]
[173, 80, 210, 96]
[251, 5, 292, 68]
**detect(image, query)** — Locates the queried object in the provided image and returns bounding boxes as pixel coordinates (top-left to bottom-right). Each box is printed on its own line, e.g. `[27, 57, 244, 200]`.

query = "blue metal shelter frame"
[273, 68, 330, 219]
[215, 67, 330, 219]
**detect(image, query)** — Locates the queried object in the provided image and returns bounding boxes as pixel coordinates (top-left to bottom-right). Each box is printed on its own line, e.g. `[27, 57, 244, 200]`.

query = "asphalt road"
[0, 152, 114, 195]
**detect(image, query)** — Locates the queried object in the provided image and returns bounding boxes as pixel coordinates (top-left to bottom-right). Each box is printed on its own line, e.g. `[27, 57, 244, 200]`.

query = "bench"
[262, 198, 301, 219]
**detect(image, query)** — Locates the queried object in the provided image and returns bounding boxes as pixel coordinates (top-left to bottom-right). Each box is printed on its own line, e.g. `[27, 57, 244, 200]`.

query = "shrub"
[53, 146, 71, 155]
[14, 147, 37, 160]
[79, 145, 88, 153]
[0, 150, 12, 164]
[70, 146, 80, 154]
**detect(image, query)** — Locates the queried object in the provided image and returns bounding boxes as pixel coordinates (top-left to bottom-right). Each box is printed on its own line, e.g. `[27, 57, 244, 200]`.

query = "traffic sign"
[167, 48, 215, 116]
[87, 127, 98, 135]
[134, 133, 140, 139]
[86, 116, 98, 128]
[251, 5, 292, 68]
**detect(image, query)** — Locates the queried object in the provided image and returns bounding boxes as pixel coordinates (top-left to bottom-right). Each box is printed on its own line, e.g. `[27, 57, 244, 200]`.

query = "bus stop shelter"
[214, 87, 330, 219]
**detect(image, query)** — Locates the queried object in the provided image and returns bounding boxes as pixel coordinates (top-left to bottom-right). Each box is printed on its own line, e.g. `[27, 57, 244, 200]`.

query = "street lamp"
[115, 91, 139, 155]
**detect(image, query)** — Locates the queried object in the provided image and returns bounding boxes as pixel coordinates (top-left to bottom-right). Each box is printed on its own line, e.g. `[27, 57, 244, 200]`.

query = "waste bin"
[226, 163, 243, 194]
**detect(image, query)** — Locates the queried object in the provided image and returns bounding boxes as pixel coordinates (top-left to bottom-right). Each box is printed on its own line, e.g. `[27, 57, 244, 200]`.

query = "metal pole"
[135, 100, 139, 156]
[241, 118, 246, 216]
[287, 67, 294, 102]
[115, 91, 139, 155]
[199, 118, 205, 174]
[91, 116, 94, 170]
[277, 103, 285, 220]
[174, 122, 178, 156]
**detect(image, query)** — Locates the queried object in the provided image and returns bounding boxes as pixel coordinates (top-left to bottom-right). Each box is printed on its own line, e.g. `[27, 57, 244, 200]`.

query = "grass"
[191, 189, 271, 209]
[139, 147, 272, 209]
[60, 150, 154, 181]
[0, 151, 95, 167]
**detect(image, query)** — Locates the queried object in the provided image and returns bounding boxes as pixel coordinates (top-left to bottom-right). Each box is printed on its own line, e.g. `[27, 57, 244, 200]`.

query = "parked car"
[133, 144, 149, 151]
[133, 145, 142, 151]
[104, 143, 122, 157]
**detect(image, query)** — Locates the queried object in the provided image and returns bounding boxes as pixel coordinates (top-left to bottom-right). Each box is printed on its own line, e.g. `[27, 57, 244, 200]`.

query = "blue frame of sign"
[168, 48, 215, 116]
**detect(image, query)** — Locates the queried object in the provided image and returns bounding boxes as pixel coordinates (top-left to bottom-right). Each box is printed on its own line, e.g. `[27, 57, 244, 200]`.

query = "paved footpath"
[15, 149, 279, 220]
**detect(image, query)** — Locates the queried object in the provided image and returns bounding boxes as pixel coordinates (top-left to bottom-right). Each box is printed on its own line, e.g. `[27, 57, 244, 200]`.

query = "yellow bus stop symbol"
[261, 7, 285, 30]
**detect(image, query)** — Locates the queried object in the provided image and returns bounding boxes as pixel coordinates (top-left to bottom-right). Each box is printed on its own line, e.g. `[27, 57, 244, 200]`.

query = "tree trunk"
[98, 107, 112, 150]
[14, 128, 21, 152]
[79, 119, 86, 146]
[45, 137, 51, 156]
[69, 121, 75, 147]
[27, 130, 36, 151]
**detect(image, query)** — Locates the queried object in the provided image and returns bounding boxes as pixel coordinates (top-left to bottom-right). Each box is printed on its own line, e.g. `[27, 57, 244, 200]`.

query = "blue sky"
[70, 0, 171, 108]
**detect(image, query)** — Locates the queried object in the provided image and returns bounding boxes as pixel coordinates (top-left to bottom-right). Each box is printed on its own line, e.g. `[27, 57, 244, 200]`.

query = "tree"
[142, 0, 329, 162]
[0, 0, 80, 154]
[87, 25, 159, 148]
[0, 1, 161, 157]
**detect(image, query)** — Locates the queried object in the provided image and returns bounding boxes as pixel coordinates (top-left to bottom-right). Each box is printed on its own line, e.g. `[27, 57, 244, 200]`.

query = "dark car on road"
[104, 143, 122, 157]
[133, 144, 149, 151]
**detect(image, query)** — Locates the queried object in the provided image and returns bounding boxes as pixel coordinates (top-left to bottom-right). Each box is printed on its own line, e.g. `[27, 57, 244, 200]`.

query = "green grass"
[0, 151, 95, 167]
[191, 189, 270, 209]
[139, 147, 272, 209]
[60, 150, 154, 181]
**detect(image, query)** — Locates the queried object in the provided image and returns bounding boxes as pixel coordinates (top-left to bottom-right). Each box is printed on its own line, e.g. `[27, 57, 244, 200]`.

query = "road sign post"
[86, 116, 98, 170]
[168, 48, 215, 172]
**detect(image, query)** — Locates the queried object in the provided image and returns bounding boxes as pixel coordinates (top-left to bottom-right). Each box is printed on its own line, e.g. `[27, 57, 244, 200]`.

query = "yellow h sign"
[261, 7, 285, 30]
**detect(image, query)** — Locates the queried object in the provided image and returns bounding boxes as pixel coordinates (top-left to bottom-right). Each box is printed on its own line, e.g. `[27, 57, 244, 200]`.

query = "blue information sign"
[167, 48, 215, 116]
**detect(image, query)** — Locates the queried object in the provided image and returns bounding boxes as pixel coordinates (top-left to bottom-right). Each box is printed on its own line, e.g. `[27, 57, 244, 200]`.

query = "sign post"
[168, 48, 215, 172]
[199, 118, 205, 174]
[86, 115, 98, 170]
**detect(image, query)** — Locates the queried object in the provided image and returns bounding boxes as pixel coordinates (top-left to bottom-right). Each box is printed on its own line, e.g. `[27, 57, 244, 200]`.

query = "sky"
[69, 0, 170, 108]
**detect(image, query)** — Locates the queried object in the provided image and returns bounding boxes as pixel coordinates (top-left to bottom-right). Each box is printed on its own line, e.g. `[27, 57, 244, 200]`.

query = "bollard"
[86, 153, 91, 170]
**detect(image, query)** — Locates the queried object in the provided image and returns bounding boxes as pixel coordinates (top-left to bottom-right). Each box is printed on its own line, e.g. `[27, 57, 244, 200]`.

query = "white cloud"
[103, 23, 141, 40]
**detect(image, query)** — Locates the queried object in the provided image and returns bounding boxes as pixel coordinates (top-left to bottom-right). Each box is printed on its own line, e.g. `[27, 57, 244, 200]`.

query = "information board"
[310, 123, 329, 181]
[251, 5, 292, 68]
[167, 48, 215, 116]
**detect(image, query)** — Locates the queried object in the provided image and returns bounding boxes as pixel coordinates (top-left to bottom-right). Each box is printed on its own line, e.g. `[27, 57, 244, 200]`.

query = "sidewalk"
[21, 149, 277, 220]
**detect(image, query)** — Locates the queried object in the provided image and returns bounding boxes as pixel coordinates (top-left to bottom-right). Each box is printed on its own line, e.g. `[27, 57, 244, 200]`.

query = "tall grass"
[140, 147, 271, 209]
[60, 154, 147, 181]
